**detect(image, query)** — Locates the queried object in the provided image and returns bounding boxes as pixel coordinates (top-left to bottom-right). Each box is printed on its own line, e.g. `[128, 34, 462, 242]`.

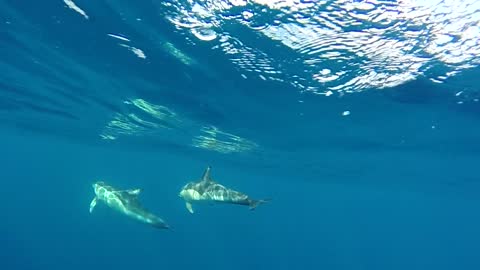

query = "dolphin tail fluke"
[248, 198, 270, 210]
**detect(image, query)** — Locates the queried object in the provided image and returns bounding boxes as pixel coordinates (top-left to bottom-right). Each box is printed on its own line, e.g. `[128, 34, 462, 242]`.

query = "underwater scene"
[2, 0, 480, 269]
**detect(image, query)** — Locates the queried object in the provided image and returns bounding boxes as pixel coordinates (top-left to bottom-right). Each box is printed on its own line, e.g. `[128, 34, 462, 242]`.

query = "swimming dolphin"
[178, 166, 269, 213]
[89, 181, 170, 229]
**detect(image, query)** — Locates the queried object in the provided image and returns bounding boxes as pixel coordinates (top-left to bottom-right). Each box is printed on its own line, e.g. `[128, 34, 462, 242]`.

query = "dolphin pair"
[178, 166, 270, 214]
[90, 166, 269, 230]
[89, 181, 170, 230]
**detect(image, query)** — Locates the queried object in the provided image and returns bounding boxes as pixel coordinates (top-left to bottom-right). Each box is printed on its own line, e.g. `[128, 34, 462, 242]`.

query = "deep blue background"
[2, 120, 480, 270]
[2, 1, 480, 270]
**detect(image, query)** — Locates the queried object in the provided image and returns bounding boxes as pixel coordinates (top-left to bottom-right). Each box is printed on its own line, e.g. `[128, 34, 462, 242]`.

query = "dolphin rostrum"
[90, 181, 170, 229]
[179, 166, 269, 213]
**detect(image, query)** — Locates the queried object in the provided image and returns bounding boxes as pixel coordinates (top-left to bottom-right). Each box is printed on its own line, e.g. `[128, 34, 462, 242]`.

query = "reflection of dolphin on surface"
[90, 181, 170, 230]
[179, 166, 270, 214]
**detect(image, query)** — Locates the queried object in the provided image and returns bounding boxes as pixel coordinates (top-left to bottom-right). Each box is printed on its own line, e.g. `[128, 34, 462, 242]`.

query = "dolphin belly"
[183, 189, 204, 201]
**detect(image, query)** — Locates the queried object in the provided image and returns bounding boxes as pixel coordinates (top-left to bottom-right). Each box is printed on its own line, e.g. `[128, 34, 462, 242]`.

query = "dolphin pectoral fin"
[89, 197, 98, 213]
[114, 188, 142, 196]
[185, 202, 194, 214]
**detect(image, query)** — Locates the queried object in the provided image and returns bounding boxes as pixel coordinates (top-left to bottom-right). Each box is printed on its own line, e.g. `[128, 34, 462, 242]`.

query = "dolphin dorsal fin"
[201, 166, 213, 183]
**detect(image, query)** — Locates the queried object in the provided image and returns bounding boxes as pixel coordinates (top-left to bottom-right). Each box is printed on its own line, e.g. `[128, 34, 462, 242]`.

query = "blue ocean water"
[2, 0, 480, 269]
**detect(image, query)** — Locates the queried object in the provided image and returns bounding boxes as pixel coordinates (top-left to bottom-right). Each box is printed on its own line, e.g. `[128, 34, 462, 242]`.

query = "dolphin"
[178, 166, 269, 213]
[89, 181, 170, 230]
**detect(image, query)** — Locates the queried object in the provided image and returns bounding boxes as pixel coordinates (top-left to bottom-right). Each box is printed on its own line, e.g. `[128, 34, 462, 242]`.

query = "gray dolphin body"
[179, 166, 269, 213]
[90, 181, 170, 229]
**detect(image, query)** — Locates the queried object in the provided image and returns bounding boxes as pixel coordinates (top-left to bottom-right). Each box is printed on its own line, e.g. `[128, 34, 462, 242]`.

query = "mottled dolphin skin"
[90, 181, 170, 230]
[179, 166, 269, 213]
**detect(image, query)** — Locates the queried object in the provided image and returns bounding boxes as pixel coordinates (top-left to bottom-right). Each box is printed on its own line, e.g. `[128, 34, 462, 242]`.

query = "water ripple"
[163, 0, 480, 95]
[192, 125, 258, 154]
[101, 98, 257, 154]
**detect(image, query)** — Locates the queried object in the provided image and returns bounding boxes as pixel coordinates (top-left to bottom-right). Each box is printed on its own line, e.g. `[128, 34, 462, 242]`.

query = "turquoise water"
[2, 1, 480, 269]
